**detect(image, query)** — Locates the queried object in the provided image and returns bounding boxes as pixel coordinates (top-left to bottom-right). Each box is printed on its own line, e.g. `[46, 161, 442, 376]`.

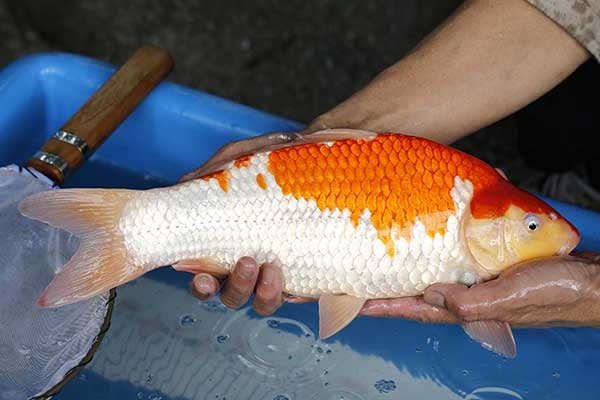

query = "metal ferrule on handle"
[53, 130, 90, 157]
[31, 151, 69, 175]
[27, 45, 174, 185]
[30, 131, 90, 176]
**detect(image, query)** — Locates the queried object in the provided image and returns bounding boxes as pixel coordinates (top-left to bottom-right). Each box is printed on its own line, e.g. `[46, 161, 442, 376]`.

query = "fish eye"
[524, 214, 541, 232]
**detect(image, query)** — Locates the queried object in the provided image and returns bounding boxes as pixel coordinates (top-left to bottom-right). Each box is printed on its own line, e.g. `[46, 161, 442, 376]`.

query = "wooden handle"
[27, 45, 174, 185]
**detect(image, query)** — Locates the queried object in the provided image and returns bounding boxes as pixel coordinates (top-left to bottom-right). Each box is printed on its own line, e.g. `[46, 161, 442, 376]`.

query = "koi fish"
[20, 129, 579, 357]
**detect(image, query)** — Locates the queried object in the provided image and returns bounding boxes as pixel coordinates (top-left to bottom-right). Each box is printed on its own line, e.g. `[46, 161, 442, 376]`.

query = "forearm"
[308, 0, 589, 144]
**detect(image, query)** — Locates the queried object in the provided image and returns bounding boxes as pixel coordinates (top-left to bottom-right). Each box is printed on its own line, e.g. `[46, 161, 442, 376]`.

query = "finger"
[424, 283, 496, 322]
[220, 257, 259, 309]
[283, 294, 316, 304]
[424, 278, 524, 322]
[360, 296, 460, 324]
[252, 263, 284, 316]
[190, 273, 220, 301]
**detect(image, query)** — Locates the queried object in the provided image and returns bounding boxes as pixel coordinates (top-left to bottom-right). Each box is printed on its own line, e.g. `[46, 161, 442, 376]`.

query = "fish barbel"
[20, 129, 579, 357]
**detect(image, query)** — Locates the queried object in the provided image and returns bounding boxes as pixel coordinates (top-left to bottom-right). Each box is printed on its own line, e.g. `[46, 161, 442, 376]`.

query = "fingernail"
[424, 290, 446, 308]
[237, 259, 256, 280]
[262, 266, 275, 286]
[196, 275, 213, 294]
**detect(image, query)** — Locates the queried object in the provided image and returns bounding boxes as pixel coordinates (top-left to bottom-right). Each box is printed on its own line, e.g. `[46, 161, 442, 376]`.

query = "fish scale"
[119, 135, 479, 299]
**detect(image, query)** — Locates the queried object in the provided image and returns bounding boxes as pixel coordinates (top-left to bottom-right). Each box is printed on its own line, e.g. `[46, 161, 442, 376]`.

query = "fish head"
[464, 183, 580, 274]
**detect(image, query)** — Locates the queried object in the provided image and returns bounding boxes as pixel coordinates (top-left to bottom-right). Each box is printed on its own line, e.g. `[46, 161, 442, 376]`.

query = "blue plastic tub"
[1, 53, 600, 400]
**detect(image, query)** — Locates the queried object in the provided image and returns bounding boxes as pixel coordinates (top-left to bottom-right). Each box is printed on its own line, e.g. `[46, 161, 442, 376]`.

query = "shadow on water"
[54, 160, 600, 400]
[57, 370, 187, 400]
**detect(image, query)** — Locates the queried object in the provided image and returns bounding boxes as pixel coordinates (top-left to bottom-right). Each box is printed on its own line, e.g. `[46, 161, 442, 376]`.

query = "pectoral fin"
[319, 294, 366, 339]
[462, 320, 517, 358]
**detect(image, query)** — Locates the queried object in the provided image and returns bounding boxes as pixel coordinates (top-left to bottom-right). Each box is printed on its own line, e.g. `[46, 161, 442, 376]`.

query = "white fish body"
[120, 151, 480, 300]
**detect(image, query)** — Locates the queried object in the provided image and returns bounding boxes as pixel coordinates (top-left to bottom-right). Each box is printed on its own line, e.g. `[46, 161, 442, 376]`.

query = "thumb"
[423, 283, 489, 322]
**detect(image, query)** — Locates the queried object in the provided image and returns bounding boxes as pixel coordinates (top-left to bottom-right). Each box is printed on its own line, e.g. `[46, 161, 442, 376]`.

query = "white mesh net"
[0, 166, 110, 399]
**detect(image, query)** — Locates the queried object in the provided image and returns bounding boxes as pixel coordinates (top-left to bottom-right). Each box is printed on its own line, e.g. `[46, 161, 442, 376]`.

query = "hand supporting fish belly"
[20, 129, 580, 358]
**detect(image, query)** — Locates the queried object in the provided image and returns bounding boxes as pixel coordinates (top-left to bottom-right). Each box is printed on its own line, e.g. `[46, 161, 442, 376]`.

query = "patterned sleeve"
[526, 0, 600, 61]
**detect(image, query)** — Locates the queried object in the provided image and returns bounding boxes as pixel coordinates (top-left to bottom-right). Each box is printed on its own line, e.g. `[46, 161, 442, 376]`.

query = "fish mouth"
[556, 230, 580, 256]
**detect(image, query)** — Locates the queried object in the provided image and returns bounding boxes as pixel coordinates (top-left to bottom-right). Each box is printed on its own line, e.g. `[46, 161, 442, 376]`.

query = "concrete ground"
[1, 0, 598, 209]
[0, 0, 464, 122]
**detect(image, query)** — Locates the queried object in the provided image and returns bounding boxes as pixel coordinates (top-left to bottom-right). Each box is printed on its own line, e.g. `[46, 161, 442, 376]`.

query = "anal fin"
[462, 320, 517, 358]
[319, 294, 366, 340]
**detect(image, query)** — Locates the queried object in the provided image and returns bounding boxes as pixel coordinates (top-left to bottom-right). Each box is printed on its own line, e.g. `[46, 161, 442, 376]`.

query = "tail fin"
[19, 188, 141, 308]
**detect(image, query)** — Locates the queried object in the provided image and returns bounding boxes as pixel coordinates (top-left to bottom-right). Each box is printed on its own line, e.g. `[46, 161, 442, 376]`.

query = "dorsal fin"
[179, 129, 378, 182]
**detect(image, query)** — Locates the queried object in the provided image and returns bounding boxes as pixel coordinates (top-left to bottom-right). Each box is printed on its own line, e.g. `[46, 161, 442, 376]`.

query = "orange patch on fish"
[267, 134, 507, 254]
[256, 173, 267, 190]
[201, 170, 230, 192]
[234, 155, 252, 169]
[200, 155, 253, 193]
[469, 178, 556, 220]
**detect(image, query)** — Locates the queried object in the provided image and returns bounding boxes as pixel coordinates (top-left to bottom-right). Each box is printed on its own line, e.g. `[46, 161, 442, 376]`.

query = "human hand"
[190, 257, 287, 315]
[190, 252, 600, 326]
[361, 252, 600, 328]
